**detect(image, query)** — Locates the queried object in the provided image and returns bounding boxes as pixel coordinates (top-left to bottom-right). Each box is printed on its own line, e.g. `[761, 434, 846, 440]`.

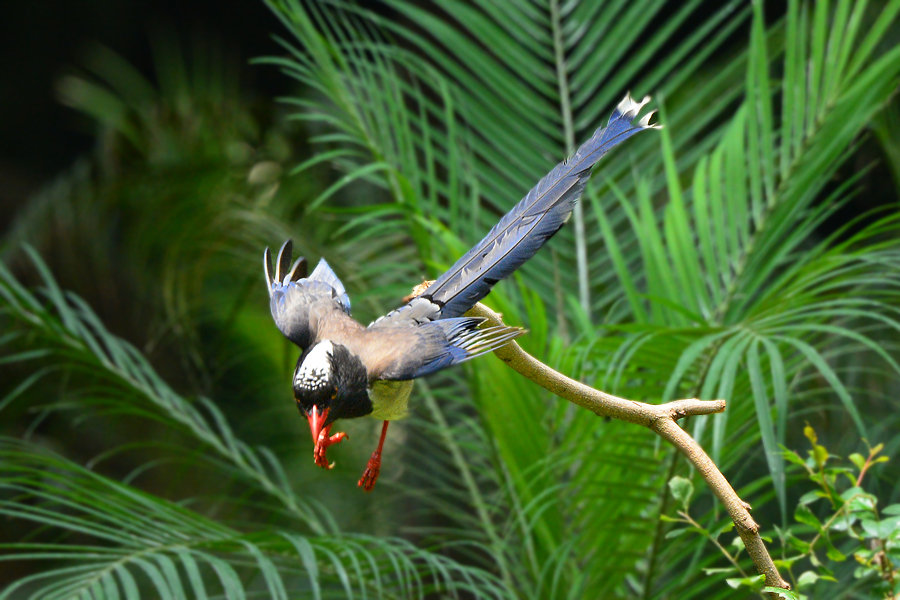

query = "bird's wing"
[264, 241, 354, 350]
[358, 318, 524, 381]
[372, 93, 659, 327]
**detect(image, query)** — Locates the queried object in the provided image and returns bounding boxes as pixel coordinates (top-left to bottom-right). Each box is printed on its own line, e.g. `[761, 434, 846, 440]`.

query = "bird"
[264, 93, 659, 491]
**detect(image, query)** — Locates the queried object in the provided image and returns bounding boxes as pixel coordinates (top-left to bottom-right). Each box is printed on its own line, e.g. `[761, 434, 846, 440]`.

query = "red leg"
[358, 420, 390, 492]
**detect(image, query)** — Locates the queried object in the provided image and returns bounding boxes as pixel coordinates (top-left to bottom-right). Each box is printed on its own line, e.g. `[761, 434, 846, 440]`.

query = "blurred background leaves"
[1, 0, 899, 598]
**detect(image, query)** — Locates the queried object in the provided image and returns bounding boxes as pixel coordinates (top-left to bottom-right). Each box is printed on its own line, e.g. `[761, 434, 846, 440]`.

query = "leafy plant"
[2, 0, 900, 598]
[666, 426, 899, 599]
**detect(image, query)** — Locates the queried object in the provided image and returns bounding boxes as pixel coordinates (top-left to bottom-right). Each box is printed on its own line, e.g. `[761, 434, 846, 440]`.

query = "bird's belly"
[368, 379, 414, 420]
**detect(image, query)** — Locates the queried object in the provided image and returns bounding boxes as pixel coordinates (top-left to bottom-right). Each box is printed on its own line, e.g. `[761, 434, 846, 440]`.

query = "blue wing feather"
[375, 93, 659, 326]
[375, 317, 524, 380]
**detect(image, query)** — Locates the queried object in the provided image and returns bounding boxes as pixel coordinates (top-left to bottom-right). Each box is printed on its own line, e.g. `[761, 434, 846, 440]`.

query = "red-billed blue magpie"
[264, 94, 659, 490]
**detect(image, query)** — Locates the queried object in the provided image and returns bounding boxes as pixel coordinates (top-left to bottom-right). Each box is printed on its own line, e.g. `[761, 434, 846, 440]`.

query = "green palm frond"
[0, 437, 508, 600]
[4, 1, 899, 598]
[57, 38, 252, 166]
[357, 0, 754, 318]
[602, 0, 900, 512]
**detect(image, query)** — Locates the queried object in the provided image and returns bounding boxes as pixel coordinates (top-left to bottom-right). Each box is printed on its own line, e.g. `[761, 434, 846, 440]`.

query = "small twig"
[465, 301, 792, 594]
[855, 445, 880, 488]
[676, 510, 748, 578]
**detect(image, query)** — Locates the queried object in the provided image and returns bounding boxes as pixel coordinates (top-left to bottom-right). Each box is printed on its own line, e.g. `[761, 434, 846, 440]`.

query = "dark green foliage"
[669, 426, 899, 598]
[2, 0, 900, 598]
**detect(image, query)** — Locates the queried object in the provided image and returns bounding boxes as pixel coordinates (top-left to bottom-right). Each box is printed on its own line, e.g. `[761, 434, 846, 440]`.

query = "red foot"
[357, 452, 381, 491]
[313, 425, 347, 469]
[358, 420, 390, 492]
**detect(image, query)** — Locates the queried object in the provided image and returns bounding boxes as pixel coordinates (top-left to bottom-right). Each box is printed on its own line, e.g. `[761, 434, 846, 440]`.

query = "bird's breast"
[367, 379, 414, 421]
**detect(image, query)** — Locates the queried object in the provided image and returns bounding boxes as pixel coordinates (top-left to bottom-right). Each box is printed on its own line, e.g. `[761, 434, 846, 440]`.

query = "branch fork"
[463, 300, 791, 594]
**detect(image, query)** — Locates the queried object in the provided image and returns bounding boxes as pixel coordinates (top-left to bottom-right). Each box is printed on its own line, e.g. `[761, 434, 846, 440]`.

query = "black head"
[293, 340, 372, 433]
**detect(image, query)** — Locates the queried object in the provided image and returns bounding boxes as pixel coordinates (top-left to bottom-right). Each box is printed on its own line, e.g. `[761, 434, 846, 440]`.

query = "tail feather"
[264, 240, 308, 298]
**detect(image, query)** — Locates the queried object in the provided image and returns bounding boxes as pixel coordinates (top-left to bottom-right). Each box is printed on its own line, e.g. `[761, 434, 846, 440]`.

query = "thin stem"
[549, 0, 590, 316]
[641, 450, 679, 599]
[677, 510, 749, 577]
[855, 446, 880, 487]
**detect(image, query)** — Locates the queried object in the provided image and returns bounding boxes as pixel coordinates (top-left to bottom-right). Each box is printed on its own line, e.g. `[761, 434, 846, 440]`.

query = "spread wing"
[357, 318, 524, 381]
[264, 241, 354, 350]
[373, 93, 659, 328]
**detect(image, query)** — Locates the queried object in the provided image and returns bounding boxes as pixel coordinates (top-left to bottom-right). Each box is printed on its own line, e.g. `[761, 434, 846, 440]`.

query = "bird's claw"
[357, 452, 382, 492]
[313, 426, 347, 469]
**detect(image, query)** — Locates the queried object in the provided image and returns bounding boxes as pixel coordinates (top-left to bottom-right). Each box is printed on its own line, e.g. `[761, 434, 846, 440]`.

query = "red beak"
[307, 405, 327, 445]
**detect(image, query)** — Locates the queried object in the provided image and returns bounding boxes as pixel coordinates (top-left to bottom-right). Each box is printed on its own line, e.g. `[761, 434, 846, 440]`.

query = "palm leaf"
[0, 438, 508, 600]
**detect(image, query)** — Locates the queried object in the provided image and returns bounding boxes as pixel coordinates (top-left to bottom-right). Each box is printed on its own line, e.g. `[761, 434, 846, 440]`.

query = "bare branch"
[465, 301, 791, 594]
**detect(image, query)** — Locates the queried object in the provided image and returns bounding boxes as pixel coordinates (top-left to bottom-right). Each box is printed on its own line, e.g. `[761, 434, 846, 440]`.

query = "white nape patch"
[294, 340, 334, 391]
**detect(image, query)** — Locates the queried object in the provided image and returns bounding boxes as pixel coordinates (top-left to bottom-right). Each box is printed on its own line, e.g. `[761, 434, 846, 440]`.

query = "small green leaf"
[809, 550, 822, 567]
[668, 475, 694, 511]
[795, 505, 823, 530]
[845, 490, 877, 514]
[762, 586, 801, 600]
[774, 555, 803, 570]
[787, 536, 811, 553]
[825, 542, 846, 562]
[798, 490, 824, 506]
[854, 549, 874, 563]
[840, 486, 865, 500]
[882, 504, 900, 516]
[665, 528, 690, 539]
[848, 453, 866, 471]
[862, 516, 900, 540]
[828, 510, 856, 533]
[783, 448, 807, 467]
[725, 574, 765, 590]
[716, 521, 735, 536]
[796, 570, 820, 589]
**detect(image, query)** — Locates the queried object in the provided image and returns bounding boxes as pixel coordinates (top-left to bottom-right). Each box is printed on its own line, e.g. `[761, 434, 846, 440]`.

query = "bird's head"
[292, 340, 371, 448]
